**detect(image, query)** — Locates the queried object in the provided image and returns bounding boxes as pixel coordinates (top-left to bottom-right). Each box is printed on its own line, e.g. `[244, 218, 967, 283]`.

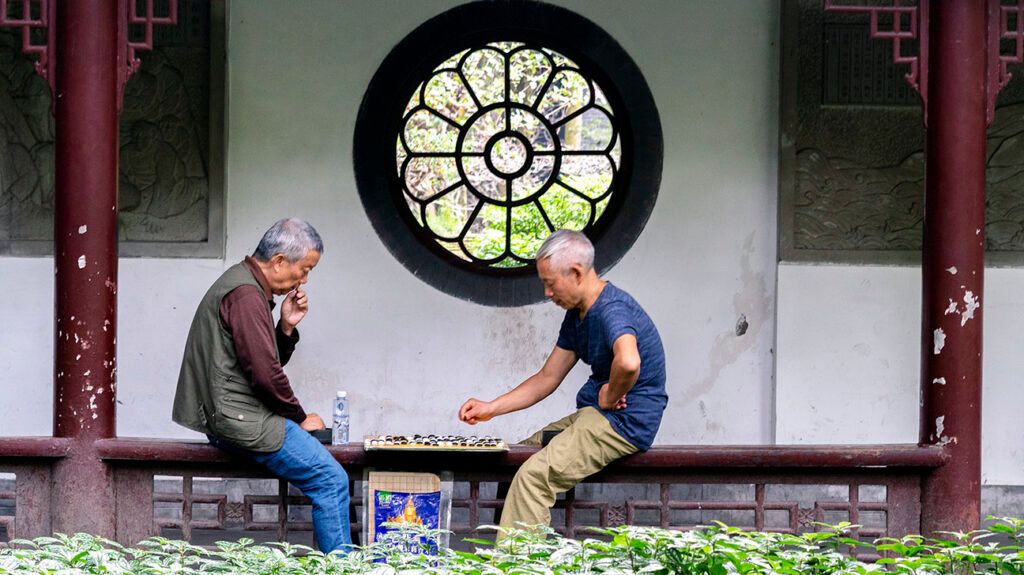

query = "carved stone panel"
[781, 0, 1024, 265]
[0, 0, 223, 257]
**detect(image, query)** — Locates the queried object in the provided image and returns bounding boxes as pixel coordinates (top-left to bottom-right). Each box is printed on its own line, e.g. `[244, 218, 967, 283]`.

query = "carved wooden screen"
[780, 0, 1024, 265]
[0, 0, 224, 257]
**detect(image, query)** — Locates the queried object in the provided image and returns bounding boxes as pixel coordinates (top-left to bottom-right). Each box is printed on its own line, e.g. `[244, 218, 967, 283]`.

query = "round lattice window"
[354, 1, 662, 306]
[397, 43, 621, 268]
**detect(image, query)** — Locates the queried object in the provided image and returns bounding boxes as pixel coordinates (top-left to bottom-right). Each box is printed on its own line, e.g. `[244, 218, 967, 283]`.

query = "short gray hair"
[252, 218, 324, 263]
[536, 229, 594, 272]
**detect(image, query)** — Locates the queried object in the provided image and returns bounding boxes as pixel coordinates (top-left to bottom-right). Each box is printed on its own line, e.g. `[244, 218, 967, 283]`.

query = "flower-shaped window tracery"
[396, 42, 621, 268]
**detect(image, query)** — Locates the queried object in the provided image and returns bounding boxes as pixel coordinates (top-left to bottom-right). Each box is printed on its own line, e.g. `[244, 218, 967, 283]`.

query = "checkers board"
[364, 434, 508, 452]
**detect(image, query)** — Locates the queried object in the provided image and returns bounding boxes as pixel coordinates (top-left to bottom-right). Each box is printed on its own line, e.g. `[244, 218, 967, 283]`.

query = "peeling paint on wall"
[933, 415, 955, 446]
[933, 377, 946, 385]
[934, 328, 946, 354]
[961, 291, 980, 327]
[945, 299, 958, 315]
[946, 267, 958, 275]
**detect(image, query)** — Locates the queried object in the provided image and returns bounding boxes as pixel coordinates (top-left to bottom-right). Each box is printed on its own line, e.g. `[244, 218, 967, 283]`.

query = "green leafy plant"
[7, 519, 1024, 575]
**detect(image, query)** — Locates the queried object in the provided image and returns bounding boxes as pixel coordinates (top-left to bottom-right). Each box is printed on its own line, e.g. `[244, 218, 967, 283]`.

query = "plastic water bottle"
[332, 391, 350, 445]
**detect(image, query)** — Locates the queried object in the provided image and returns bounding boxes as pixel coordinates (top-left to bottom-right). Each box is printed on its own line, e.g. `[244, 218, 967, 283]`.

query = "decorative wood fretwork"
[780, 0, 1024, 263]
[122, 0, 178, 110]
[990, 1, 1024, 125]
[0, 0, 52, 96]
[823, 1, 926, 112]
[147, 475, 904, 560]
[0, 479, 14, 543]
[0, 0, 177, 111]
[824, 0, 1024, 126]
[0, 0, 221, 254]
[153, 475, 365, 546]
[148, 474, 900, 559]
[0, 455, 64, 544]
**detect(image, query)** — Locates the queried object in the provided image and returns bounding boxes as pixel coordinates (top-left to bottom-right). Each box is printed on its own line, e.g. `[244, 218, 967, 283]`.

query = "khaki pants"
[499, 407, 638, 531]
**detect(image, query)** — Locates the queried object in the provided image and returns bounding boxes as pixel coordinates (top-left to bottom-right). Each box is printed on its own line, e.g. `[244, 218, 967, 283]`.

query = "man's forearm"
[248, 364, 308, 423]
[491, 372, 559, 416]
[606, 362, 640, 401]
[223, 285, 307, 422]
[275, 323, 299, 365]
[253, 386, 307, 423]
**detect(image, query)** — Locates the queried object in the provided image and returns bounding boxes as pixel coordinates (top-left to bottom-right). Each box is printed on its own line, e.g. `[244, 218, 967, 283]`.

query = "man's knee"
[326, 462, 349, 496]
[512, 454, 551, 491]
[309, 455, 349, 496]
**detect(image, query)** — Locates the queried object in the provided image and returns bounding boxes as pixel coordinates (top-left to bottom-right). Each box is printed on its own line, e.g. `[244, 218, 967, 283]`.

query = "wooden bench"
[0, 437, 949, 549]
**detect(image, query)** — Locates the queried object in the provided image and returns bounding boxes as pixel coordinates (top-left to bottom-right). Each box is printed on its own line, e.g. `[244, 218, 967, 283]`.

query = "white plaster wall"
[777, 264, 1024, 485]
[775, 264, 921, 445]
[116, 260, 226, 437]
[0, 258, 55, 435]
[0, 1, 780, 447]
[978, 268, 1024, 485]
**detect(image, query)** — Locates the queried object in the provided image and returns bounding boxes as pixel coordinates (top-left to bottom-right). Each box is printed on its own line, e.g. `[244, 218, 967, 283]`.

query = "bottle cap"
[337, 391, 347, 398]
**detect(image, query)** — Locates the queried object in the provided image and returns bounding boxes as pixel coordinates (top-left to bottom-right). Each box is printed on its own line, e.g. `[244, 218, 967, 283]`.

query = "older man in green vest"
[172, 218, 351, 552]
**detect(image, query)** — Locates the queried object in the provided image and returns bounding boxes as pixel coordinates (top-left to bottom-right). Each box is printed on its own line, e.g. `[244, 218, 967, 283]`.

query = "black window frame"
[354, 0, 662, 306]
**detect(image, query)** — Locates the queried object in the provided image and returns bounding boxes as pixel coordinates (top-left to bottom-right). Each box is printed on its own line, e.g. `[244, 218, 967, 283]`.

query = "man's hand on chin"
[300, 413, 325, 431]
[280, 287, 309, 335]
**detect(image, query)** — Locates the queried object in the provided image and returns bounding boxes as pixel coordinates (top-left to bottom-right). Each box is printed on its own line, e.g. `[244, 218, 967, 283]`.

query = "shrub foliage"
[4, 518, 1024, 575]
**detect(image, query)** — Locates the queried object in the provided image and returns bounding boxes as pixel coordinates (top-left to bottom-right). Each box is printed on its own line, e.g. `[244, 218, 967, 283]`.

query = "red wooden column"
[823, 0, 1024, 536]
[51, 0, 121, 537]
[919, 1, 987, 535]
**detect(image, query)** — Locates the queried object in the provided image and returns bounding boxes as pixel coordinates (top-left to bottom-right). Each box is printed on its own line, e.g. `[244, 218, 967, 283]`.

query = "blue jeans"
[208, 419, 353, 552]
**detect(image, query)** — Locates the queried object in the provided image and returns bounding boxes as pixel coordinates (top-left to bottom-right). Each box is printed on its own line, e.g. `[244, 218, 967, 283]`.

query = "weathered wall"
[776, 264, 1024, 485]
[775, 264, 921, 445]
[0, 1, 780, 446]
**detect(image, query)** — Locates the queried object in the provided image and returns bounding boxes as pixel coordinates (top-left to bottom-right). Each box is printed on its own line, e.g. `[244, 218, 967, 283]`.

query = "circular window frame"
[354, 0, 663, 306]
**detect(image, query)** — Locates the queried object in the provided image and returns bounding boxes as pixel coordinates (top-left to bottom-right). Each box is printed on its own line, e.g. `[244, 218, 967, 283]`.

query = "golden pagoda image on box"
[364, 470, 451, 551]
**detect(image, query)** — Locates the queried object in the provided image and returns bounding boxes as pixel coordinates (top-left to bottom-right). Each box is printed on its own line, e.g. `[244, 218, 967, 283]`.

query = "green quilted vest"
[172, 262, 286, 452]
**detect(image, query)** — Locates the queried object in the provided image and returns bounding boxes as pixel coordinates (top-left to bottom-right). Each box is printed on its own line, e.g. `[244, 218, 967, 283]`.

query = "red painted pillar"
[51, 0, 120, 537]
[919, 0, 986, 535]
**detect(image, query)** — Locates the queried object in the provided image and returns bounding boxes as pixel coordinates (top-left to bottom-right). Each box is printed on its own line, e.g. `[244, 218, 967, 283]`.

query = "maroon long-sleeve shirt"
[218, 257, 307, 423]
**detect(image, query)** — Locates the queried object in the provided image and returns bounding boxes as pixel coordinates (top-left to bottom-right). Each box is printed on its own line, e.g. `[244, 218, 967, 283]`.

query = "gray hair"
[536, 229, 594, 273]
[252, 218, 324, 263]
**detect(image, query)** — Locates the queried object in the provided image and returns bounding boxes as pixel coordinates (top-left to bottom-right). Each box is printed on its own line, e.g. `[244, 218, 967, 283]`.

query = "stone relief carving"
[785, 0, 1024, 260]
[0, 28, 53, 243]
[794, 148, 924, 251]
[794, 104, 1024, 253]
[0, 0, 212, 249]
[119, 40, 210, 242]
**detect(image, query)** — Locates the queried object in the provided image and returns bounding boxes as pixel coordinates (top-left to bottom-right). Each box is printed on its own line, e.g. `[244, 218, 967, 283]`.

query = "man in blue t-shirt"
[459, 230, 668, 532]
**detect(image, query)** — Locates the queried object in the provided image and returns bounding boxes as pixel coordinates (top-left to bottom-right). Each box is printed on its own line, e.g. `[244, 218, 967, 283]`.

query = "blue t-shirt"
[556, 283, 668, 451]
